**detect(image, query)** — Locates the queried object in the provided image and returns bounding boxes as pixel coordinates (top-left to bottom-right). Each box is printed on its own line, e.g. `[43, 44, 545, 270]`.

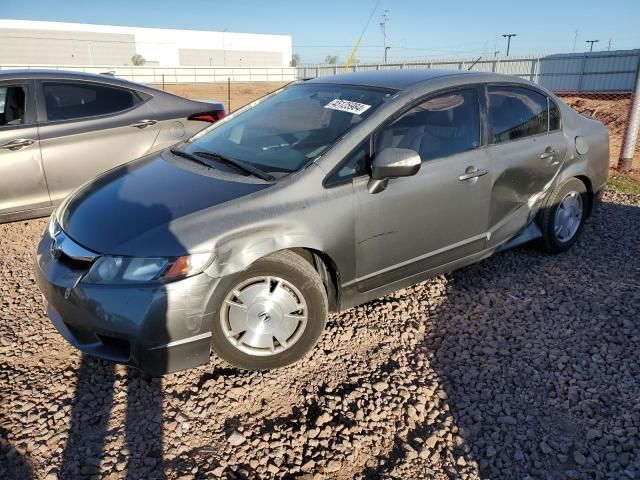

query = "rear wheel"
[210, 251, 327, 370]
[538, 178, 588, 253]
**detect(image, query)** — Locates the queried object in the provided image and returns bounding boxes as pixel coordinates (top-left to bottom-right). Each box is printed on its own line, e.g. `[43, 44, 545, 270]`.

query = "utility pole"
[502, 33, 517, 57]
[607, 38, 612, 51]
[573, 30, 578, 52]
[586, 39, 599, 53]
[380, 10, 389, 63]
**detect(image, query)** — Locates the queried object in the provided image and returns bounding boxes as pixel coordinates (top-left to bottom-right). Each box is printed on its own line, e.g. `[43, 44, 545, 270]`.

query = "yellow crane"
[344, 0, 381, 72]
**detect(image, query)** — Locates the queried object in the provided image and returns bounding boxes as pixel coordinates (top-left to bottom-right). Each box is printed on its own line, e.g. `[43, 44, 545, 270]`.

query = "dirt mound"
[560, 95, 638, 169]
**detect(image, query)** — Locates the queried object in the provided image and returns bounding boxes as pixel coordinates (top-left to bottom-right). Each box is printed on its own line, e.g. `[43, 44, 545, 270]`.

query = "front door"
[0, 80, 50, 217]
[354, 87, 491, 292]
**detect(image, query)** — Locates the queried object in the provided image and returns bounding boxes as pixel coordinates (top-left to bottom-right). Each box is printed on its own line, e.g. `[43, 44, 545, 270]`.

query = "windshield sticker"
[324, 99, 371, 115]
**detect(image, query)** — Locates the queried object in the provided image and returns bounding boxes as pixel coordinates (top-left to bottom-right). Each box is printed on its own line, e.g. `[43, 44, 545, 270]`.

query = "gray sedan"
[35, 69, 608, 374]
[0, 70, 224, 222]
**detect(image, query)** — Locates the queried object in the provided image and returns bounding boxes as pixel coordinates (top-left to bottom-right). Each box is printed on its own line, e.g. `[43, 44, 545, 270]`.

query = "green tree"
[324, 55, 338, 64]
[289, 54, 301, 67]
[131, 54, 146, 66]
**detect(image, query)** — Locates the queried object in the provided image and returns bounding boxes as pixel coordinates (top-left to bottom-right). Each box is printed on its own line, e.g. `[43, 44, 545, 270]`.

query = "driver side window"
[375, 88, 481, 162]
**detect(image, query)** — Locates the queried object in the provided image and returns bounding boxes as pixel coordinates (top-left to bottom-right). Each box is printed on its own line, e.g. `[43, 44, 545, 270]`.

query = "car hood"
[59, 152, 271, 256]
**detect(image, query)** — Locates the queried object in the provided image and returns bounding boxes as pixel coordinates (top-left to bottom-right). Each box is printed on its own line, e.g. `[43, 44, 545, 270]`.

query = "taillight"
[188, 110, 226, 123]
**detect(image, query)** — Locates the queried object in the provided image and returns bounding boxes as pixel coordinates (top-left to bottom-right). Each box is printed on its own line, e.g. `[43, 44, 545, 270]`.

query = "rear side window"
[488, 86, 550, 143]
[549, 98, 561, 131]
[43, 82, 140, 121]
[0, 85, 27, 126]
[376, 88, 480, 162]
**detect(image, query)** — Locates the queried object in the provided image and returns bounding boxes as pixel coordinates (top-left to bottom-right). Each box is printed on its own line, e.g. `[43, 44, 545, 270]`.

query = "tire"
[538, 178, 588, 254]
[210, 250, 328, 370]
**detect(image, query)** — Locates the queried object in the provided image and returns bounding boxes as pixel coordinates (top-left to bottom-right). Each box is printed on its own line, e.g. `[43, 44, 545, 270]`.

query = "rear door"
[485, 85, 566, 246]
[36, 80, 160, 203]
[0, 80, 50, 217]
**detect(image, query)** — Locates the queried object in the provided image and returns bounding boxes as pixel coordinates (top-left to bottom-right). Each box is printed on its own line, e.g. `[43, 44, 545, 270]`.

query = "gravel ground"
[1, 190, 639, 480]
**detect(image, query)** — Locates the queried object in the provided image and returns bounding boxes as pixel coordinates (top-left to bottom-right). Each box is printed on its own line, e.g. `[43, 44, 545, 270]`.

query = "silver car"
[0, 70, 224, 222]
[35, 70, 608, 374]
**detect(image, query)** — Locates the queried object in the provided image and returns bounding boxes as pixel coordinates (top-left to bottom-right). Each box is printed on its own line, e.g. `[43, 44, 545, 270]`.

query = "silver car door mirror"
[368, 147, 422, 194]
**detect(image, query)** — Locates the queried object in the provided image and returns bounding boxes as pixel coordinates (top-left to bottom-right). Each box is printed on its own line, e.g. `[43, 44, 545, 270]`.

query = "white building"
[0, 19, 293, 67]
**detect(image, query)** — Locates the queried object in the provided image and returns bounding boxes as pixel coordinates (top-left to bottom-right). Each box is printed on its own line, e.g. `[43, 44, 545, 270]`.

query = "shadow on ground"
[363, 199, 639, 479]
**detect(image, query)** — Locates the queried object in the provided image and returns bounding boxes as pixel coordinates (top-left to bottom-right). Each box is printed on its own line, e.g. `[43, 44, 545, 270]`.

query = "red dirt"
[560, 95, 639, 172]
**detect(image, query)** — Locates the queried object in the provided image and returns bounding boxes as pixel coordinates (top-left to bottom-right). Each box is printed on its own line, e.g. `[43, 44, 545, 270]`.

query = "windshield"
[184, 83, 395, 175]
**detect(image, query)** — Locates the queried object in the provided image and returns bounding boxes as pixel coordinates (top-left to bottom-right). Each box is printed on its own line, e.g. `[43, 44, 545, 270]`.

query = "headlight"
[83, 253, 212, 285]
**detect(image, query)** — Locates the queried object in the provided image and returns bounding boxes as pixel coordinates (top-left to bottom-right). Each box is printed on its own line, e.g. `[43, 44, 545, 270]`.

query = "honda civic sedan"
[35, 69, 609, 374]
[1, 70, 224, 222]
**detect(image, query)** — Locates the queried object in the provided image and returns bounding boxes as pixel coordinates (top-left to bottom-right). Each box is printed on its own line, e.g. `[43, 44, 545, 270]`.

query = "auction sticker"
[324, 99, 371, 115]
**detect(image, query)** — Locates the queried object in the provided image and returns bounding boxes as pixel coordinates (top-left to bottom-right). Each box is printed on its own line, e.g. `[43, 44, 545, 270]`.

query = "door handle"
[458, 168, 489, 181]
[129, 119, 157, 129]
[0, 138, 36, 150]
[540, 149, 557, 160]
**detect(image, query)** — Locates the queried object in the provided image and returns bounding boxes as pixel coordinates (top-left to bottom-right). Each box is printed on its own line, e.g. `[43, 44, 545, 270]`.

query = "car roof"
[305, 69, 511, 90]
[0, 69, 150, 91]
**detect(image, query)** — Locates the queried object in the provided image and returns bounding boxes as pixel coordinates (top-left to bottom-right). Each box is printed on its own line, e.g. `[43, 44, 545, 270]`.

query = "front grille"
[50, 229, 99, 270]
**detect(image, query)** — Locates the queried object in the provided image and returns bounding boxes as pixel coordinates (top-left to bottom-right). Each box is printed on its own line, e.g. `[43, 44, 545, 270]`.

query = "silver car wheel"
[553, 191, 583, 242]
[220, 276, 308, 356]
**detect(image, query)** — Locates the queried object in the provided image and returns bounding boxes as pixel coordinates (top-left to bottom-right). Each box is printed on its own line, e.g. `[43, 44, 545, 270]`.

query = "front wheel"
[538, 178, 588, 254]
[210, 251, 328, 370]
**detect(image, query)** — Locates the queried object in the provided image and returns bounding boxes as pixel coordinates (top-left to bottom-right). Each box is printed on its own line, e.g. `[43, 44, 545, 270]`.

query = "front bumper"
[34, 228, 220, 375]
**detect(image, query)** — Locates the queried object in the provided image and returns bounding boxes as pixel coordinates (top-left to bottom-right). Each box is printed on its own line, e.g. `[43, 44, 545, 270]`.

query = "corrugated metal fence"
[297, 50, 640, 92]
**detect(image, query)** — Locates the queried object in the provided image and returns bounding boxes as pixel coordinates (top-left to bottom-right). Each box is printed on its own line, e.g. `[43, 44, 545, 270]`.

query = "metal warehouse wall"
[0, 28, 137, 65]
[0, 19, 293, 67]
[178, 49, 284, 67]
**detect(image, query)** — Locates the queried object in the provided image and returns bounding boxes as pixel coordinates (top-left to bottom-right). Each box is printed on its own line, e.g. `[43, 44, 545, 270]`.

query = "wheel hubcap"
[220, 276, 308, 356]
[554, 191, 583, 242]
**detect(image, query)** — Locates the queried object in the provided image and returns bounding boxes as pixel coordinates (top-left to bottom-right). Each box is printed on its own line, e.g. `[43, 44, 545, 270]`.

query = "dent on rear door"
[487, 132, 565, 246]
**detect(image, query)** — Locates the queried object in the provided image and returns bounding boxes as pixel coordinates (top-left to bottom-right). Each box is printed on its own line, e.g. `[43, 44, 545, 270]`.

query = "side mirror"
[368, 147, 422, 194]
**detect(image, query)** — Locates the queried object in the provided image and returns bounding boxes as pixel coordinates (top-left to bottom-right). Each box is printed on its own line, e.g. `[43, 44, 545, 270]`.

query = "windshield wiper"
[193, 151, 275, 182]
[169, 146, 213, 169]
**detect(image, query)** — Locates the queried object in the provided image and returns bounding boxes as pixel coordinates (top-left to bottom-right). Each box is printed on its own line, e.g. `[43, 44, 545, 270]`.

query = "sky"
[2, 0, 639, 63]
